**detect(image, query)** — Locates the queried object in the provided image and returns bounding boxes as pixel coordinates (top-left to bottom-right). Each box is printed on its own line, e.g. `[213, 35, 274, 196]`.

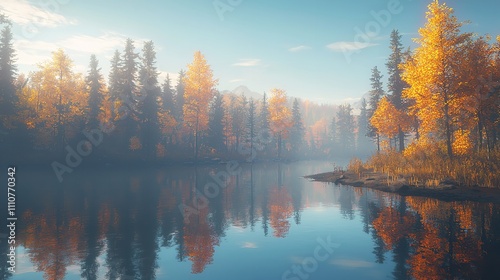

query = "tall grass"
[361, 148, 500, 188]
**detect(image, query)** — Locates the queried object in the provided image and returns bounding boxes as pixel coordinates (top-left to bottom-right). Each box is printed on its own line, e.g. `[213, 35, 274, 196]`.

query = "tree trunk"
[376, 133, 380, 152]
[195, 115, 199, 161]
[444, 102, 453, 159]
[398, 126, 405, 152]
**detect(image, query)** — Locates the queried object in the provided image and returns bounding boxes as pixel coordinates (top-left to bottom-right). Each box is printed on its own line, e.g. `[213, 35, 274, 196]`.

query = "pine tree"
[337, 104, 355, 154]
[259, 92, 271, 148]
[247, 97, 257, 158]
[161, 74, 176, 116]
[289, 98, 305, 157]
[0, 21, 16, 117]
[386, 29, 408, 152]
[368, 66, 385, 152]
[85, 54, 105, 128]
[120, 38, 139, 115]
[108, 50, 123, 104]
[208, 92, 225, 154]
[357, 98, 370, 154]
[230, 94, 248, 151]
[329, 116, 338, 152]
[175, 70, 186, 122]
[138, 41, 161, 159]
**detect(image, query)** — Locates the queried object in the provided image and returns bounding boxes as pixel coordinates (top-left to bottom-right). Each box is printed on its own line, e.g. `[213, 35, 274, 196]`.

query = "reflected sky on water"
[4, 161, 500, 280]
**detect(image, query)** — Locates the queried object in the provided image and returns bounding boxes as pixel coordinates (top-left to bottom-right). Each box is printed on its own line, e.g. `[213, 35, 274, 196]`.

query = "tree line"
[0, 15, 375, 165]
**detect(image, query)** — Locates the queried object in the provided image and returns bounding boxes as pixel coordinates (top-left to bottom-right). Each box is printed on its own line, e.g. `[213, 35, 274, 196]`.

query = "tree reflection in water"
[9, 163, 500, 279]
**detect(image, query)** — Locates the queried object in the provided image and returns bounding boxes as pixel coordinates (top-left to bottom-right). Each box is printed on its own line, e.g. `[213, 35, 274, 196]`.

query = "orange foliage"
[370, 96, 410, 141]
[372, 206, 415, 250]
[183, 51, 218, 133]
[183, 207, 220, 274]
[268, 88, 292, 137]
[268, 186, 293, 238]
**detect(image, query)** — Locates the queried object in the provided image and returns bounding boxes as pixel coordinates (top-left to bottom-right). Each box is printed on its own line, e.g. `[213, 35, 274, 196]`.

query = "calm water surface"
[4, 161, 500, 279]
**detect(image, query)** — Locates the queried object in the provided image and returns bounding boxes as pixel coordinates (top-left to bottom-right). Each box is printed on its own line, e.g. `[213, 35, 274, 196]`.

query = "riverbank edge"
[304, 171, 500, 204]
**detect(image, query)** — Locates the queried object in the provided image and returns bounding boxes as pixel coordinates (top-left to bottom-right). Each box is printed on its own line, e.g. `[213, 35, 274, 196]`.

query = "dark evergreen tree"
[247, 97, 257, 159]
[368, 66, 385, 152]
[207, 92, 225, 153]
[289, 98, 304, 158]
[0, 20, 17, 117]
[108, 50, 123, 104]
[386, 29, 407, 152]
[230, 94, 248, 151]
[329, 116, 338, 155]
[161, 74, 176, 115]
[259, 92, 271, 155]
[357, 98, 371, 154]
[138, 41, 161, 159]
[175, 69, 185, 122]
[114, 39, 139, 154]
[337, 104, 355, 154]
[121, 38, 139, 113]
[85, 54, 105, 128]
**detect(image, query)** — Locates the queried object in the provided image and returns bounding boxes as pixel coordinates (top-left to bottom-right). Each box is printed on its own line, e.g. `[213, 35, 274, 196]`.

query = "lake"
[4, 160, 500, 279]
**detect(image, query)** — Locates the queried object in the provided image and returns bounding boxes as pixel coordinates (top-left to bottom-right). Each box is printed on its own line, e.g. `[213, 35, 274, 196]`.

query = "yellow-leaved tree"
[183, 51, 218, 160]
[268, 88, 291, 159]
[370, 96, 410, 149]
[400, 0, 472, 158]
[20, 49, 87, 148]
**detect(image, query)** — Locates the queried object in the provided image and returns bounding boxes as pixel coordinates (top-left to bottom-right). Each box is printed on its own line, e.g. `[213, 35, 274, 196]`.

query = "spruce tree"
[386, 30, 407, 151]
[138, 41, 161, 159]
[208, 92, 225, 153]
[85, 54, 105, 128]
[368, 66, 385, 152]
[289, 98, 305, 157]
[175, 70, 185, 122]
[0, 21, 17, 117]
[337, 104, 355, 154]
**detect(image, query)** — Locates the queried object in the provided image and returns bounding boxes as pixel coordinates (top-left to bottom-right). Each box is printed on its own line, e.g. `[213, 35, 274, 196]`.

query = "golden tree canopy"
[401, 0, 472, 138]
[268, 88, 291, 137]
[370, 96, 410, 139]
[183, 51, 218, 132]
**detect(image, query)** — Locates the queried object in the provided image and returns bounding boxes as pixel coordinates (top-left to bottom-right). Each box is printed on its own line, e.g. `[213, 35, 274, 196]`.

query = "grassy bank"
[348, 148, 500, 189]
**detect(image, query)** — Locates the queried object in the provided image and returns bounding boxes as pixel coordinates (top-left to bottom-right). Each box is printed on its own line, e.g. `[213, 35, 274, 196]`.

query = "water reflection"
[8, 162, 500, 279]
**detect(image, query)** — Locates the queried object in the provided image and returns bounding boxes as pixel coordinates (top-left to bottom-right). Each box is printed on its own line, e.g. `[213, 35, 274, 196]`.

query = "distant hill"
[220, 85, 262, 101]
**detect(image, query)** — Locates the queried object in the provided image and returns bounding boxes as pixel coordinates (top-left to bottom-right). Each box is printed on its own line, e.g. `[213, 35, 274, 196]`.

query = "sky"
[1, 0, 499, 104]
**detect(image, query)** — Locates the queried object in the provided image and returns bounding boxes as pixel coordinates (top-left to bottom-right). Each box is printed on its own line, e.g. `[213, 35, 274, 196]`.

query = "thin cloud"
[330, 259, 374, 268]
[327, 41, 378, 52]
[0, 0, 77, 27]
[14, 33, 147, 67]
[233, 59, 261, 67]
[288, 45, 310, 52]
[229, 78, 244, 83]
[242, 242, 257, 249]
[58, 33, 129, 54]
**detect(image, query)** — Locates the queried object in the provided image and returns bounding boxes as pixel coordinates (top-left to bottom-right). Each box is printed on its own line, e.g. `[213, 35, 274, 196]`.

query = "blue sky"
[1, 0, 499, 104]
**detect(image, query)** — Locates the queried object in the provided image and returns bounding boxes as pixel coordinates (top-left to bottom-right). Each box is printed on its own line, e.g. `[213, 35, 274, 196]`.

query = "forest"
[0, 1, 499, 186]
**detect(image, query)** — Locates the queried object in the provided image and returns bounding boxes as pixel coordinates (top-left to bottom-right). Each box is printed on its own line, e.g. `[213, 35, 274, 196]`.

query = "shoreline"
[305, 171, 500, 204]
